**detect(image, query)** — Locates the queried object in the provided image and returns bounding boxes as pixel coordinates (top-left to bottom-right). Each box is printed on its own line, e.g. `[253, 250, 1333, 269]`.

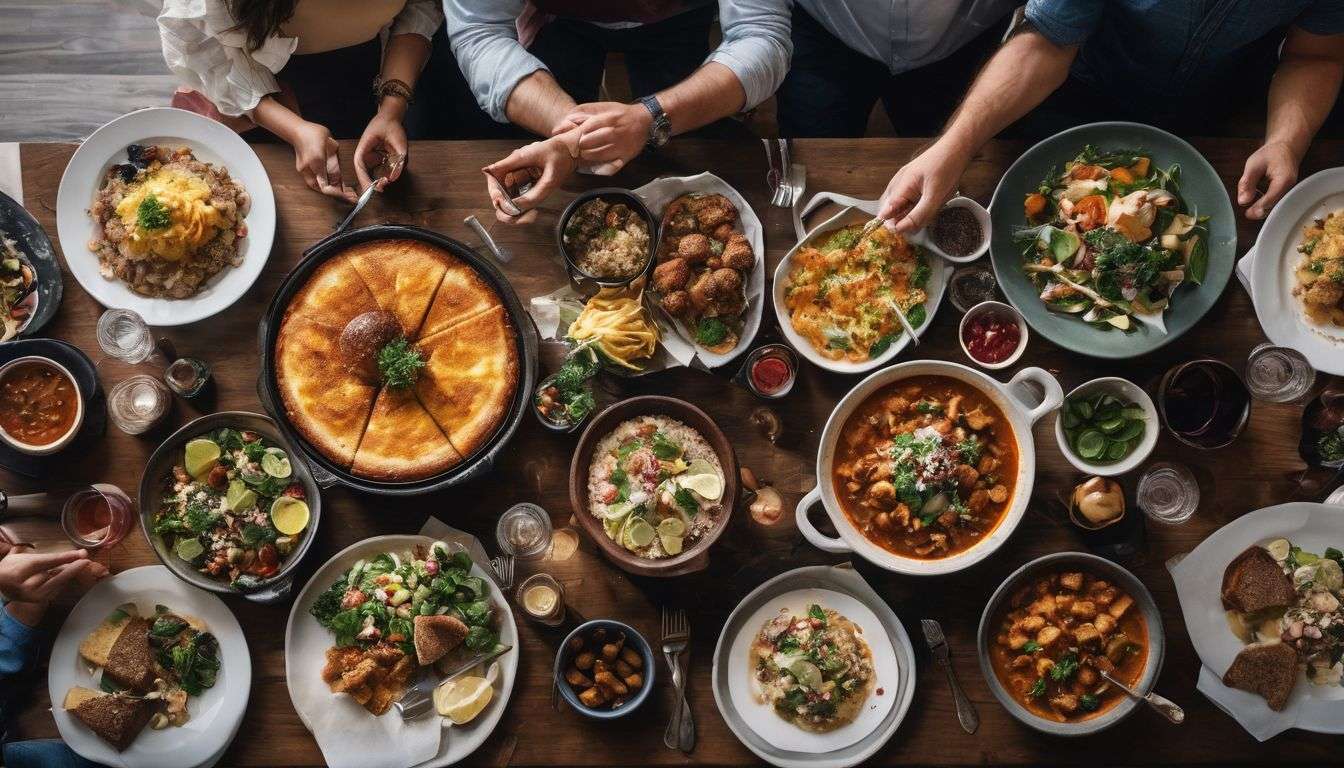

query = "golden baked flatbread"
[353, 386, 462, 481]
[415, 306, 518, 459]
[284, 254, 380, 330]
[345, 240, 450, 336]
[419, 258, 501, 339]
[275, 317, 377, 466]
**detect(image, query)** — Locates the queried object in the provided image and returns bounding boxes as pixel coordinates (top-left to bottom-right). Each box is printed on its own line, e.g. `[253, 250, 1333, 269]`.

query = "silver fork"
[491, 555, 515, 590]
[661, 607, 695, 752]
[770, 139, 794, 207]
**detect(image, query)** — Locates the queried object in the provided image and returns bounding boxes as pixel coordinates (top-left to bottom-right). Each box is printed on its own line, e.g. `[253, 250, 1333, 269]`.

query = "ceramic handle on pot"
[1007, 367, 1064, 426]
[795, 486, 852, 554]
[243, 574, 293, 604]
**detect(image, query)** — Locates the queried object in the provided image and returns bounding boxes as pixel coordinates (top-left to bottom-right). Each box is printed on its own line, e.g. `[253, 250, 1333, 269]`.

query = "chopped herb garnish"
[136, 194, 172, 230]
[376, 337, 425, 389]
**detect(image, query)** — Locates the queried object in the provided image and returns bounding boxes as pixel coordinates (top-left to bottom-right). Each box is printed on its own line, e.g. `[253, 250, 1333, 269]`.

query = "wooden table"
[7, 137, 1341, 766]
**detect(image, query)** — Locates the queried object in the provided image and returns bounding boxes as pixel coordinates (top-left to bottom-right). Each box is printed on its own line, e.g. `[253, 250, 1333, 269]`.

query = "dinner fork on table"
[661, 607, 695, 752]
[490, 555, 514, 590]
[921, 618, 979, 734]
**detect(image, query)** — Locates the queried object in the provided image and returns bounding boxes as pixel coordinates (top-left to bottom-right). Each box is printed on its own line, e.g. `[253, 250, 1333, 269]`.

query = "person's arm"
[252, 96, 356, 202]
[354, 0, 441, 190]
[443, 0, 568, 134]
[559, 0, 792, 173]
[877, 28, 1077, 230]
[1237, 26, 1344, 219]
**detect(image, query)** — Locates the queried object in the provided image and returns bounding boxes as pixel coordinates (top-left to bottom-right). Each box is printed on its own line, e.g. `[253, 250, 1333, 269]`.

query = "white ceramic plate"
[55, 107, 275, 326]
[773, 192, 951, 374]
[1241, 167, 1344, 375]
[713, 566, 916, 768]
[285, 535, 517, 768]
[1168, 502, 1344, 738]
[47, 565, 252, 768]
[635, 172, 764, 368]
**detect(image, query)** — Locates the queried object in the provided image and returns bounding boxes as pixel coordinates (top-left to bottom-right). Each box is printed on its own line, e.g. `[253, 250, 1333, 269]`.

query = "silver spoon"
[1099, 668, 1184, 724]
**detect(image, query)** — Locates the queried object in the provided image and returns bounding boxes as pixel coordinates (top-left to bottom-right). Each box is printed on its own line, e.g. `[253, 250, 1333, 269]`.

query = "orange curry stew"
[832, 375, 1017, 559]
[0, 360, 78, 446]
[989, 570, 1148, 722]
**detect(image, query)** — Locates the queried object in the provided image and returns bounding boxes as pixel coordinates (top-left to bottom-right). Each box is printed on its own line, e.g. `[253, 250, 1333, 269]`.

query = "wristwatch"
[639, 95, 671, 149]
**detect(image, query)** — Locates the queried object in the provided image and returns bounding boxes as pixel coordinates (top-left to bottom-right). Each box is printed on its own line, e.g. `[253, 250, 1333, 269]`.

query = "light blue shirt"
[443, 0, 792, 123]
[1, 604, 39, 739]
[794, 0, 1016, 75]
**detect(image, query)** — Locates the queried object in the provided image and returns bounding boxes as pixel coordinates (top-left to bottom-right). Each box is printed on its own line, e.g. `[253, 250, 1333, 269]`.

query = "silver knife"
[920, 619, 979, 734]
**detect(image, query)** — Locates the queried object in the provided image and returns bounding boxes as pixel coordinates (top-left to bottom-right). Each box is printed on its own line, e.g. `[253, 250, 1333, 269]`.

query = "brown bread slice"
[65, 687, 154, 751]
[1222, 643, 1299, 711]
[103, 617, 156, 693]
[413, 614, 468, 666]
[1221, 546, 1297, 614]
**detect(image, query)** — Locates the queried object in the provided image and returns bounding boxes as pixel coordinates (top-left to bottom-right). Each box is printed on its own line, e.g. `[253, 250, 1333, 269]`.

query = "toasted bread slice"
[79, 608, 134, 669]
[1222, 546, 1297, 614]
[1222, 642, 1299, 711]
[66, 687, 154, 751]
[104, 617, 155, 693]
[413, 614, 469, 666]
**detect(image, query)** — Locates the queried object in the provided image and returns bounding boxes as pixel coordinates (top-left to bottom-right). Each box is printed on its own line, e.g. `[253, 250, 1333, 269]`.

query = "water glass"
[106, 374, 171, 434]
[1137, 462, 1200, 525]
[0, 483, 133, 551]
[496, 503, 553, 559]
[96, 308, 158, 364]
[1245, 342, 1315, 403]
[61, 484, 133, 550]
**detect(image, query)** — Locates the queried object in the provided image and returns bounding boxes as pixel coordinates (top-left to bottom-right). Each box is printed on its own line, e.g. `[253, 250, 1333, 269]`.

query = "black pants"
[410, 5, 720, 139]
[777, 5, 1008, 138]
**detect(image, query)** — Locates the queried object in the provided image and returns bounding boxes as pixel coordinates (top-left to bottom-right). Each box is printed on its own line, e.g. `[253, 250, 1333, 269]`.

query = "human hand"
[354, 101, 409, 193]
[291, 120, 356, 202]
[554, 101, 652, 175]
[481, 130, 581, 224]
[1237, 141, 1301, 220]
[877, 139, 968, 234]
[0, 548, 108, 604]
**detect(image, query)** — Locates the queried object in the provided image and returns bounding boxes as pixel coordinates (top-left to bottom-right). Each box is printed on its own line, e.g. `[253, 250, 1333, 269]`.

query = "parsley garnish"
[808, 604, 827, 625]
[695, 317, 728, 346]
[376, 337, 424, 389]
[136, 194, 172, 230]
[1050, 652, 1079, 681]
[1028, 678, 1046, 698]
[1022, 640, 1041, 653]
[1080, 693, 1100, 712]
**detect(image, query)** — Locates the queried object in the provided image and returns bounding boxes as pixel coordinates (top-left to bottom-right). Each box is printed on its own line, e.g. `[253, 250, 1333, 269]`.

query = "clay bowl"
[569, 395, 737, 578]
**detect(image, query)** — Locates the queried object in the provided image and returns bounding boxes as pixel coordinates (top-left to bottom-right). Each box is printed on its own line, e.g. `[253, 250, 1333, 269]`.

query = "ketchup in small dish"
[740, 344, 797, 398]
[0, 357, 82, 451]
[959, 301, 1026, 370]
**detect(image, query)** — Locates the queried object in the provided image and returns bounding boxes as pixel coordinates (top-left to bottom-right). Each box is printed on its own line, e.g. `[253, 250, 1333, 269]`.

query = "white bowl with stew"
[794, 359, 1063, 576]
[0, 355, 84, 455]
[976, 552, 1165, 736]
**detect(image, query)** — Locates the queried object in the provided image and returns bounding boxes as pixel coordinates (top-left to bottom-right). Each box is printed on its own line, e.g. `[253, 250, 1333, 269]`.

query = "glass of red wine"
[0, 484, 133, 551]
[1157, 358, 1252, 450]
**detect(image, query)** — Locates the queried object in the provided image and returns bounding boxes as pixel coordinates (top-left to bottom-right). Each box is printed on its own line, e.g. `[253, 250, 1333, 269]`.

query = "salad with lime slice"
[154, 427, 309, 590]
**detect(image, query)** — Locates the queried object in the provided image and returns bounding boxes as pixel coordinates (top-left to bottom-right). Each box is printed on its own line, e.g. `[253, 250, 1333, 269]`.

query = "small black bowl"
[532, 372, 592, 435]
[556, 188, 656, 295]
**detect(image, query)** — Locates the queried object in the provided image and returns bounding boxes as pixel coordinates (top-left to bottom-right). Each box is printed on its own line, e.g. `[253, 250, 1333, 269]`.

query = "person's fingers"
[878, 178, 917, 224]
[1249, 167, 1295, 220]
[30, 560, 87, 600]
[387, 135, 408, 183]
[894, 179, 945, 234]
[484, 145, 539, 175]
[301, 168, 320, 193]
[12, 549, 86, 578]
[325, 150, 343, 191]
[1237, 153, 1266, 206]
[577, 126, 617, 151]
[353, 135, 377, 191]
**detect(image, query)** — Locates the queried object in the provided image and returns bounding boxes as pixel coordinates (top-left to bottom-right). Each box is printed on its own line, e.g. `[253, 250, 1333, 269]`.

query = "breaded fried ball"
[721, 233, 754, 271]
[652, 257, 692, 293]
[677, 233, 712, 263]
[661, 290, 691, 317]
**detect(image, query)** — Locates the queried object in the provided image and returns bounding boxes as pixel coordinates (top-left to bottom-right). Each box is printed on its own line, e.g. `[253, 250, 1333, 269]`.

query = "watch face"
[650, 119, 672, 148]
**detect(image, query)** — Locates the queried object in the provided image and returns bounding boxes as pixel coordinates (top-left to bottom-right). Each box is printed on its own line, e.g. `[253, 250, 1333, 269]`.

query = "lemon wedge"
[225, 480, 256, 512]
[270, 496, 309, 535]
[678, 464, 723, 502]
[435, 676, 494, 724]
[184, 438, 221, 480]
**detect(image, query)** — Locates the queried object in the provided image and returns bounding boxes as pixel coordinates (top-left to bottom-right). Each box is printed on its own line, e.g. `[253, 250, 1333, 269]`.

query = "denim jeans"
[3, 739, 102, 768]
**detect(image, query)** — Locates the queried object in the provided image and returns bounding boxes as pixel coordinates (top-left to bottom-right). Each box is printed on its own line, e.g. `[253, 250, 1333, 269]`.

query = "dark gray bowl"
[137, 411, 321, 604]
[976, 551, 1165, 736]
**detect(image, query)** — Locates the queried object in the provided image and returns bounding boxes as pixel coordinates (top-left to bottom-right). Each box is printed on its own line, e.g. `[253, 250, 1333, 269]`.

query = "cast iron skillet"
[256, 223, 538, 496]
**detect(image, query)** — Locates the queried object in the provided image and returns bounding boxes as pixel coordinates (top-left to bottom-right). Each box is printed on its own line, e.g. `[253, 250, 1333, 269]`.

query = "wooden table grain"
[7, 137, 1341, 766]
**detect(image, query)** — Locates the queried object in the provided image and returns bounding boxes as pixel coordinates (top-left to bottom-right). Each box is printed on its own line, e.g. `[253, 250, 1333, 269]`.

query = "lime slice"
[225, 480, 256, 512]
[660, 533, 683, 555]
[679, 472, 723, 502]
[788, 659, 823, 690]
[626, 519, 655, 549]
[434, 676, 494, 724]
[184, 438, 221, 480]
[658, 517, 686, 537]
[602, 499, 639, 521]
[270, 496, 310, 535]
[261, 448, 292, 479]
[175, 537, 204, 563]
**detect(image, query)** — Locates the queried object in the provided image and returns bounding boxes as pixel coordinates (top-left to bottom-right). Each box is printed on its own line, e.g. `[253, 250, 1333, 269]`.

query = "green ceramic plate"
[988, 122, 1235, 359]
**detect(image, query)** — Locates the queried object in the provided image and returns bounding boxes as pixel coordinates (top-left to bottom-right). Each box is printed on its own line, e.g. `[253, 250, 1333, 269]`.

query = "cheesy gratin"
[1294, 208, 1344, 329]
[89, 144, 250, 298]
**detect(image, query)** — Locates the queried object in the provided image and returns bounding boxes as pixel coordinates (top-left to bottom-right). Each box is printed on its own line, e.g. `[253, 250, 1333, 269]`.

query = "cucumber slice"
[1074, 400, 1094, 419]
[1061, 410, 1080, 429]
[1113, 420, 1144, 441]
[1097, 417, 1126, 434]
[1075, 429, 1106, 460]
[1105, 440, 1129, 461]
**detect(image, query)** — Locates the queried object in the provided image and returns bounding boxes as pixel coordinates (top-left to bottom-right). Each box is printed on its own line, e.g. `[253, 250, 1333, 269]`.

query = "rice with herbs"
[563, 197, 650, 279]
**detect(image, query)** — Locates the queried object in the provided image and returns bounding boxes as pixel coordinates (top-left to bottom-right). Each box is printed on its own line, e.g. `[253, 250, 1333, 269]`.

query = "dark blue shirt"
[1026, 0, 1344, 104]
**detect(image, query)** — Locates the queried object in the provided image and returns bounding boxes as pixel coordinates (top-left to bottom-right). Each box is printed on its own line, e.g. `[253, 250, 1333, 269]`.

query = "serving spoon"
[1099, 668, 1185, 724]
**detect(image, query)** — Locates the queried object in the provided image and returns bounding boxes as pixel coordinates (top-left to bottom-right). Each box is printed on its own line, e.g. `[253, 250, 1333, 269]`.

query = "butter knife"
[921, 618, 979, 734]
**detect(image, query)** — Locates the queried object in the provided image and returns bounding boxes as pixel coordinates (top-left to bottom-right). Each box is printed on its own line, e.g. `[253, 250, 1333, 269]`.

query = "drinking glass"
[496, 503, 553, 560]
[0, 483, 133, 551]
[1245, 343, 1315, 403]
[516, 573, 566, 626]
[1137, 462, 1200, 525]
[1157, 359, 1251, 449]
[106, 374, 171, 434]
[96, 308, 162, 364]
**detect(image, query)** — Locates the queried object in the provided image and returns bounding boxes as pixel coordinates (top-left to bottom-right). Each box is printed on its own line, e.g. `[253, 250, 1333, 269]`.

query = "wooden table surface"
[7, 137, 1342, 766]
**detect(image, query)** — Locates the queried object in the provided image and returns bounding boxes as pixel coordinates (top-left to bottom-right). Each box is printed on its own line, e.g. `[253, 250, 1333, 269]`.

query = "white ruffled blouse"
[158, 0, 443, 117]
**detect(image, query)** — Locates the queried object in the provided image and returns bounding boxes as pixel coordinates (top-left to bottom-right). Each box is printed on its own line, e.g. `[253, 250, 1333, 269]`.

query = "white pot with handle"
[795, 360, 1063, 575]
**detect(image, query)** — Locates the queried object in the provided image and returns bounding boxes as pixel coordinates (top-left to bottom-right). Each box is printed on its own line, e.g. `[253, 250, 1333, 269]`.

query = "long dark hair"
[227, 0, 299, 52]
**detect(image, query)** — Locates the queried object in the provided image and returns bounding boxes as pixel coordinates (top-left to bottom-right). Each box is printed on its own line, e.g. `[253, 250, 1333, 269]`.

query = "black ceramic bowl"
[138, 411, 320, 604]
[0, 189, 62, 340]
[256, 224, 538, 496]
[556, 188, 657, 294]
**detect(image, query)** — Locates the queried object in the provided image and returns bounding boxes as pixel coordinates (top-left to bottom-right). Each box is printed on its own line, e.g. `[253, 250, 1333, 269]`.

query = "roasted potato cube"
[1095, 614, 1117, 636]
[1008, 631, 1030, 650]
[1050, 693, 1080, 714]
[578, 686, 607, 708]
[1108, 594, 1134, 619]
[594, 670, 629, 696]
[1059, 572, 1084, 591]
[565, 667, 594, 688]
[1072, 622, 1102, 647]
[601, 643, 620, 661]
[623, 673, 643, 689]
[1013, 615, 1046, 634]
[1036, 625, 1063, 647]
[1070, 601, 1097, 621]
[1093, 587, 1116, 607]
[1028, 595, 1057, 618]
[574, 651, 595, 671]
[615, 659, 635, 677]
[1035, 657, 1055, 677]
[619, 646, 642, 668]
[1054, 593, 1075, 611]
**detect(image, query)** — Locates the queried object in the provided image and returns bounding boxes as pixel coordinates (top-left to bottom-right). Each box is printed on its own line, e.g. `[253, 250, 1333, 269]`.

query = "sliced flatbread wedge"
[284, 254, 381, 330]
[104, 617, 155, 693]
[1222, 546, 1297, 614]
[79, 607, 135, 669]
[275, 317, 378, 467]
[419, 258, 501, 339]
[415, 306, 519, 460]
[1223, 642, 1299, 711]
[352, 385, 463, 481]
[345, 239, 450, 337]
[414, 614, 469, 666]
[65, 687, 155, 751]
